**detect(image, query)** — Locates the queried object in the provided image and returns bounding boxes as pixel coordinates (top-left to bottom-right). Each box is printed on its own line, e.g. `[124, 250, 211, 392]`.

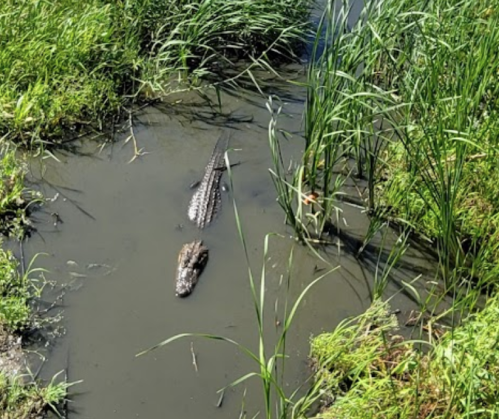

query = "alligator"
[175, 240, 209, 297]
[175, 132, 231, 297]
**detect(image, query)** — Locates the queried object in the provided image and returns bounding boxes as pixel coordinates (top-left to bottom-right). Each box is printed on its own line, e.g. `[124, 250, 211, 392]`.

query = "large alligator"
[175, 132, 230, 297]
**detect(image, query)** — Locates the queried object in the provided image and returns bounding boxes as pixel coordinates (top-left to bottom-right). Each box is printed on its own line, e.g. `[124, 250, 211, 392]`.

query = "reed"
[270, 0, 499, 289]
[269, 1, 396, 244]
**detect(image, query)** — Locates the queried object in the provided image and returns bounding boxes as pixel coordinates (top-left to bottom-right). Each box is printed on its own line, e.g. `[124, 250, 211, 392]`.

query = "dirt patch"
[0, 322, 26, 379]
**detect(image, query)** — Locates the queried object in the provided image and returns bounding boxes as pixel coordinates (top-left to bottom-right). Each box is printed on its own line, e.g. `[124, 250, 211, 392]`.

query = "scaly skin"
[177, 132, 231, 297]
[187, 133, 229, 229]
[175, 240, 209, 297]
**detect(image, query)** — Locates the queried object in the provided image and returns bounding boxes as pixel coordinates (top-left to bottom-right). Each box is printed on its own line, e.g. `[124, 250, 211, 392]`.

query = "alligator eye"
[194, 259, 206, 269]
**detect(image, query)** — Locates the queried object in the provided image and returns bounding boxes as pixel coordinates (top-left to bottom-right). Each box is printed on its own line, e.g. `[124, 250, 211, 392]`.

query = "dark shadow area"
[318, 221, 439, 308]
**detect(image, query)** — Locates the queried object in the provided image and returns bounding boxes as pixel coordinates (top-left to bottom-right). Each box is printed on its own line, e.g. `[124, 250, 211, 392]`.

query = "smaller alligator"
[174, 132, 228, 297]
[175, 131, 238, 297]
[175, 240, 209, 297]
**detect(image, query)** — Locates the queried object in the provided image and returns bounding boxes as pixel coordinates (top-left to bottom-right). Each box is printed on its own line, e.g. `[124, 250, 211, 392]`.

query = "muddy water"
[18, 81, 437, 419]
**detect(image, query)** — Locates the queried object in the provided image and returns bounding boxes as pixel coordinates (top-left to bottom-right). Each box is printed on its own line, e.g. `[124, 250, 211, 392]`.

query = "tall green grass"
[141, 0, 310, 90]
[270, 0, 499, 290]
[0, 0, 311, 146]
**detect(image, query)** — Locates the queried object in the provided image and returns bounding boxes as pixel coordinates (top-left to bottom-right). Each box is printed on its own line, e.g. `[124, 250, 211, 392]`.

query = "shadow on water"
[149, 67, 306, 137]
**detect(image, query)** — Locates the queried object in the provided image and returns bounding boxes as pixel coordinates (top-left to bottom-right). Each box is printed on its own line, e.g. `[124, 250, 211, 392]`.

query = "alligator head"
[175, 240, 209, 297]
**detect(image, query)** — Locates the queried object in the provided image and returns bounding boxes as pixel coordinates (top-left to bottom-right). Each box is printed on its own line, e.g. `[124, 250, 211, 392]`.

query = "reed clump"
[0, 0, 311, 147]
[270, 0, 499, 288]
[282, 0, 499, 417]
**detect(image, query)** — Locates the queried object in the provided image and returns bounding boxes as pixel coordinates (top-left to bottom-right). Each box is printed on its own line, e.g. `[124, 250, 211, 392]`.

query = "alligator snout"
[175, 240, 209, 297]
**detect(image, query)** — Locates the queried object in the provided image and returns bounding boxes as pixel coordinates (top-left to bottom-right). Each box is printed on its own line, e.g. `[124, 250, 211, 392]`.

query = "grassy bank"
[0, 0, 311, 147]
[0, 147, 67, 416]
[267, 0, 499, 417]
[311, 295, 499, 418]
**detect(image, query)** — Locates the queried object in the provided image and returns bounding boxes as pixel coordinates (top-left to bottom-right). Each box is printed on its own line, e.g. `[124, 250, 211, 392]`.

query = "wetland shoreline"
[1, 0, 499, 418]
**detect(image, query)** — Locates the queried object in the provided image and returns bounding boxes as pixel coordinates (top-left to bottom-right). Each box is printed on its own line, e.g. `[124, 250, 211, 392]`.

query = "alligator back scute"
[187, 132, 229, 229]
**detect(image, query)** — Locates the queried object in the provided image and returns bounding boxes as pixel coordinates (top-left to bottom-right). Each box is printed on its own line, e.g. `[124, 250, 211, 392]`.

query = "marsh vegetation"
[268, 0, 499, 417]
[2, 0, 499, 417]
[0, 0, 311, 147]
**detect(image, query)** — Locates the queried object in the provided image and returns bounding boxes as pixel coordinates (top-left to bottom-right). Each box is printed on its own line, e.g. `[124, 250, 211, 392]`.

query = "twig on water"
[216, 389, 225, 408]
[190, 342, 198, 372]
[37, 288, 66, 315]
[19, 240, 25, 277]
[123, 107, 148, 163]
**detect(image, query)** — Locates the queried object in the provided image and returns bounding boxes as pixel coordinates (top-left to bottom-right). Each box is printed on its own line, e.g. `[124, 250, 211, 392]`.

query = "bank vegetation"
[269, 0, 499, 417]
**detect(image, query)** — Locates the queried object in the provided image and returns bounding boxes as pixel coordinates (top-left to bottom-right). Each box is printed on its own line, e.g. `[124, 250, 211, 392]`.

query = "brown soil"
[0, 322, 26, 379]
